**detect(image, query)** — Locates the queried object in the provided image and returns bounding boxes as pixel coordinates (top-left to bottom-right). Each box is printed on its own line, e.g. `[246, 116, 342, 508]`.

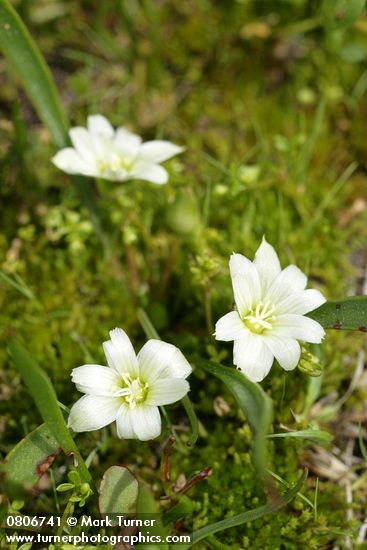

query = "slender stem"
[182, 395, 199, 447]
[204, 287, 214, 334]
[57, 499, 75, 536]
[137, 308, 160, 340]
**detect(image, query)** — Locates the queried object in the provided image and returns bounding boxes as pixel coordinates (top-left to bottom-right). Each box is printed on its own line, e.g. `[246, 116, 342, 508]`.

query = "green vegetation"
[1, 1, 367, 548]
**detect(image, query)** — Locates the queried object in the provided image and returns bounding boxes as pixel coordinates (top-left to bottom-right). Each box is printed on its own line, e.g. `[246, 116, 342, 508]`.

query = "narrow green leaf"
[180, 470, 308, 549]
[8, 339, 92, 485]
[307, 297, 367, 331]
[99, 466, 139, 523]
[267, 429, 332, 443]
[267, 470, 314, 509]
[136, 483, 169, 550]
[192, 358, 273, 475]
[2, 423, 60, 498]
[0, 0, 68, 148]
[137, 308, 160, 339]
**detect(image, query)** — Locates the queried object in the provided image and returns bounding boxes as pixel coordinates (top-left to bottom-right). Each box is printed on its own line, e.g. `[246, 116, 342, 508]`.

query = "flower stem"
[181, 394, 199, 447]
[137, 308, 160, 339]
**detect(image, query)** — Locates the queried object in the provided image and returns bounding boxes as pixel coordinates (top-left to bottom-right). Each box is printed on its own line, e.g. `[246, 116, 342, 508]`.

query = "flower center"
[98, 154, 134, 175]
[242, 301, 276, 334]
[113, 373, 149, 409]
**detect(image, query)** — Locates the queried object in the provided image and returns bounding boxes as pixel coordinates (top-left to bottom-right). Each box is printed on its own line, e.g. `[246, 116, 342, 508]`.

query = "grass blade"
[8, 339, 92, 485]
[308, 296, 367, 331]
[0, 0, 68, 148]
[267, 428, 332, 443]
[192, 358, 273, 475]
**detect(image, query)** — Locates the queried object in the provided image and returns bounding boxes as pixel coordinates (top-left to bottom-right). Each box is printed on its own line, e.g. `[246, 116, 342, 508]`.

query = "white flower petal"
[52, 148, 96, 176]
[69, 127, 98, 164]
[71, 365, 120, 396]
[146, 378, 190, 406]
[68, 394, 121, 432]
[131, 163, 168, 184]
[230, 254, 261, 310]
[266, 265, 308, 305]
[129, 405, 161, 440]
[233, 335, 274, 382]
[276, 289, 326, 315]
[274, 314, 325, 343]
[231, 273, 259, 316]
[116, 403, 136, 439]
[230, 252, 253, 277]
[138, 140, 184, 163]
[214, 311, 248, 341]
[263, 336, 301, 371]
[138, 340, 192, 383]
[114, 127, 142, 156]
[87, 115, 115, 138]
[102, 328, 139, 377]
[253, 237, 281, 293]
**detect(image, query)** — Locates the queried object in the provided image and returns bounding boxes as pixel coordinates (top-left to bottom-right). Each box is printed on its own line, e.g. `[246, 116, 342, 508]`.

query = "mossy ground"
[1, 1, 367, 548]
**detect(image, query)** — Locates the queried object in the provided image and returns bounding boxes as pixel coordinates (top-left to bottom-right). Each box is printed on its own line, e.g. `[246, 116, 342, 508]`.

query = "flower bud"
[298, 348, 323, 377]
[165, 190, 201, 235]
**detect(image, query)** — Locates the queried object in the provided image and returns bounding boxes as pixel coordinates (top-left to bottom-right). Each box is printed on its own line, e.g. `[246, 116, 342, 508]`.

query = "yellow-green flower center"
[242, 301, 276, 334]
[114, 373, 149, 409]
[98, 154, 134, 175]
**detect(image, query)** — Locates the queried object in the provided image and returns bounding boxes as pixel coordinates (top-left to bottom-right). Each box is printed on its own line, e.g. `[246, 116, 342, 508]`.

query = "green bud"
[11, 500, 24, 511]
[56, 483, 74, 492]
[238, 165, 260, 184]
[80, 483, 91, 495]
[296, 88, 316, 105]
[298, 348, 323, 377]
[165, 190, 201, 235]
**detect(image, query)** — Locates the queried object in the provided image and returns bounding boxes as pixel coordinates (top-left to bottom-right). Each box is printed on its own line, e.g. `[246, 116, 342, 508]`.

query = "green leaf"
[99, 466, 139, 523]
[180, 470, 308, 549]
[2, 423, 60, 498]
[307, 296, 367, 331]
[267, 429, 332, 443]
[163, 495, 194, 526]
[192, 358, 273, 475]
[0, 0, 68, 148]
[322, 0, 365, 31]
[136, 484, 170, 550]
[8, 339, 92, 485]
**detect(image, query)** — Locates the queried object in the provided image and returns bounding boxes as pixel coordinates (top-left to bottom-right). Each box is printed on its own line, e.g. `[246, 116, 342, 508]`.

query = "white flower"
[68, 328, 191, 440]
[52, 115, 183, 184]
[214, 238, 326, 382]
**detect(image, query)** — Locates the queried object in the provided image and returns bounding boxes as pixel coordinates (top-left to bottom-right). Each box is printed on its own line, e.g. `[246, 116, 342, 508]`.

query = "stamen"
[114, 373, 149, 409]
[242, 301, 277, 334]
